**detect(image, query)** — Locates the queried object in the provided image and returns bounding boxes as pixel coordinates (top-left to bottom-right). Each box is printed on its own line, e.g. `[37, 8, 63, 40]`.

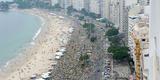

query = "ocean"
[0, 11, 41, 68]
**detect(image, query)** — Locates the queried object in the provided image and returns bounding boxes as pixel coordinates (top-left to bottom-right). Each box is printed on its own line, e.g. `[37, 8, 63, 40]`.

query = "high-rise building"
[89, 0, 100, 14]
[149, 0, 160, 80]
[109, 0, 128, 33]
[51, 0, 58, 6]
[64, 0, 73, 9]
[72, 0, 85, 11]
[99, 0, 110, 18]
[138, 0, 150, 6]
[58, 0, 65, 8]
[84, 0, 90, 11]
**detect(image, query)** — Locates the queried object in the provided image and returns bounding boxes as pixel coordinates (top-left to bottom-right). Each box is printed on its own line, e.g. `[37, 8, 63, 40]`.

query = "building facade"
[149, 0, 160, 79]
[51, 0, 58, 6]
[72, 0, 85, 11]
[89, 0, 100, 14]
[109, 0, 128, 34]
[99, 0, 110, 18]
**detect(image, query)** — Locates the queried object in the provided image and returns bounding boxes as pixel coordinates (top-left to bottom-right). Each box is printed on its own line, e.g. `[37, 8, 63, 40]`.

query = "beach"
[0, 9, 74, 80]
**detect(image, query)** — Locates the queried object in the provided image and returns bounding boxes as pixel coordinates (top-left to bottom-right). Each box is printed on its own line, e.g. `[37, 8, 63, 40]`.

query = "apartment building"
[72, 0, 85, 11]
[109, 0, 128, 34]
[89, 0, 100, 14]
[149, 0, 160, 79]
[99, 0, 110, 18]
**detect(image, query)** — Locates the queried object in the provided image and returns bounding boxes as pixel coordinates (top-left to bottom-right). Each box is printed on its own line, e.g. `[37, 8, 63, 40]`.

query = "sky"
[0, 0, 13, 2]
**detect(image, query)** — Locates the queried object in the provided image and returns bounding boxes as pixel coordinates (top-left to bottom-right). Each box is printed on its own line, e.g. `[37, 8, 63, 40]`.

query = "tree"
[83, 23, 95, 32]
[107, 45, 119, 53]
[90, 36, 97, 42]
[105, 27, 119, 36]
[88, 12, 98, 19]
[0, 1, 9, 11]
[78, 15, 84, 20]
[108, 36, 121, 45]
[100, 18, 108, 23]
[80, 8, 88, 16]
[79, 53, 90, 68]
[112, 46, 129, 61]
[14, 0, 32, 9]
[67, 5, 74, 15]
[108, 45, 129, 61]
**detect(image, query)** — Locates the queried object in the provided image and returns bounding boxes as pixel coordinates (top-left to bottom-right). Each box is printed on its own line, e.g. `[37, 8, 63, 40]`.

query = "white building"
[89, 0, 100, 14]
[99, 0, 110, 18]
[58, 0, 65, 8]
[72, 0, 85, 11]
[51, 0, 58, 6]
[138, 0, 150, 6]
[64, 0, 73, 9]
[149, 0, 160, 79]
[125, 0, 137, 6]
[84, 0, 90, 11]
[109, 0, 128, 33]
[129, 15, 149, 80]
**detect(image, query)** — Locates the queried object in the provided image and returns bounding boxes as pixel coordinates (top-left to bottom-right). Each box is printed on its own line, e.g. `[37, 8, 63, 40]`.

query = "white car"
[55, 52, 64, 57]
[55, 55, 61, 60]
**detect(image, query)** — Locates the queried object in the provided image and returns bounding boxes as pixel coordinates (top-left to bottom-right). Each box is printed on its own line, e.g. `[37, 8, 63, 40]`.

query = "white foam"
[32, 27, 42, 41]
[30, 42, 35, 45]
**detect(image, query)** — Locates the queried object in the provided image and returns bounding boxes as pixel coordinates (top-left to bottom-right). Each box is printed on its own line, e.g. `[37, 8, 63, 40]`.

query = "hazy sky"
[0, 0, 13, 2]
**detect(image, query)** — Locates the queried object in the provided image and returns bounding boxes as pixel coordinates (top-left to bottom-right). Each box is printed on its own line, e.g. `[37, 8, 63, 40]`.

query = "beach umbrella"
[55, 55, 61, 60]
[41, 72, 50, 79]
[30, 74, 37, 79]
[55, 52, 63, 56]
[59, 47, 66, 52]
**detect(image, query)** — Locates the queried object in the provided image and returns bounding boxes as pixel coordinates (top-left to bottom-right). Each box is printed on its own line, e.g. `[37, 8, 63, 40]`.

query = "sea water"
[0, 11, 41, 68]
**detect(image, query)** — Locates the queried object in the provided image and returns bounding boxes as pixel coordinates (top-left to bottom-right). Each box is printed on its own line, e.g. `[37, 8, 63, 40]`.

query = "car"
[106, 68, 111, 72]
[104, 69, 111, 73]
[105, 60, 111, 65]
[104, 74, 111, 79]
[104, 66, 110, 69]
[104, 72, 110, 75]
[97, 69, 100, 72]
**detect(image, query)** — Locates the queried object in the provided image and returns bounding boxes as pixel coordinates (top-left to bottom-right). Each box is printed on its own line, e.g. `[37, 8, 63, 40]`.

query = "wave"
[32, 27, 42, 41]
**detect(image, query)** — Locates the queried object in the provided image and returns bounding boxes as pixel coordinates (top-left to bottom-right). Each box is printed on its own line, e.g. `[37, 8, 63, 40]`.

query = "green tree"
[105, 27, 119, 36]
[108, 36, 121, 45]
[108, 45, 129, 60]
[67, 5, 74, 15]
[14, 0, 32, 9]
[107, 45, 118, 53]
[78, 15, 84, 20]
[90, 36, 97, 42]
[112, 46, 129, 61]
[80, 8, 88, 16]
[88, 12, 98, 19]
[83, 23, 95, 32]
[79, 53, 90, 68]
[0, 1, 9, 11]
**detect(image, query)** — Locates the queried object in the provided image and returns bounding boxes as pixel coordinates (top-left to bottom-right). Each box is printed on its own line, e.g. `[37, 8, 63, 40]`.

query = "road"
[87, 19, 111, 80]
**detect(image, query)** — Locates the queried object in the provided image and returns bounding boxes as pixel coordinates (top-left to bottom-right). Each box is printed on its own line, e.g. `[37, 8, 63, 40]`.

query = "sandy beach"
[0, 9, 74, 80]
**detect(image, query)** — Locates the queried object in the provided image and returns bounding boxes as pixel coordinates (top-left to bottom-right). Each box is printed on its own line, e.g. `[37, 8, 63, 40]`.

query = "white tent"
[55, 55, 61, 60]
[55, 52, 63, 56]
[69, 27, 74, 33]
[41, 72, 50, 79]
[30, 74, 37, 79]
[59, 47, 66, 52]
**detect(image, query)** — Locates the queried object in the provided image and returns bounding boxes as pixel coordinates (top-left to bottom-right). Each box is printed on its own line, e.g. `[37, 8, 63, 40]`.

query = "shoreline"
[0, 8, 45, 71]
[0, 8, 74, 80]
